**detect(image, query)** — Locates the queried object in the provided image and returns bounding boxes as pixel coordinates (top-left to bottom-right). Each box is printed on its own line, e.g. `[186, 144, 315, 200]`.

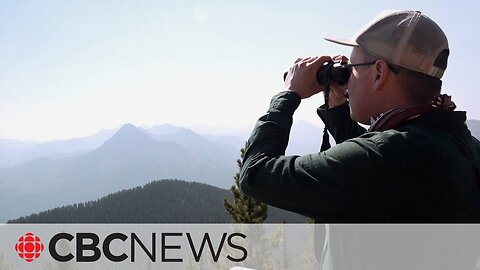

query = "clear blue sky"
[0, 1, 479, 141]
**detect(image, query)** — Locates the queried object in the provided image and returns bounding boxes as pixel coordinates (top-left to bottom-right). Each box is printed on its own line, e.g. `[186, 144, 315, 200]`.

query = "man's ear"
[373, 60, 390, 90]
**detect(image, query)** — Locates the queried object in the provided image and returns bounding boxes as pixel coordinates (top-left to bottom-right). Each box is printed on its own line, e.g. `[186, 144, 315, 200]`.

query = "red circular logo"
[15, 232, 45, 262]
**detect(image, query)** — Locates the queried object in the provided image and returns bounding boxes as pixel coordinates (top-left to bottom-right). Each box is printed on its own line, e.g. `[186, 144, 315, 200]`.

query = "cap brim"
[324, 35, 359, 47]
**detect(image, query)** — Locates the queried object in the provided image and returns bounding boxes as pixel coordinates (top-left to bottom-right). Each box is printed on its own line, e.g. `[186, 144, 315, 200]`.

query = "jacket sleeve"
[239, 91, 383, 221]
[317, 102, 366, 143]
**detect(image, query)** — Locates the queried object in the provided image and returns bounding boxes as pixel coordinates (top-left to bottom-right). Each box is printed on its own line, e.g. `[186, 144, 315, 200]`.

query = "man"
[239, 10, 480, 222]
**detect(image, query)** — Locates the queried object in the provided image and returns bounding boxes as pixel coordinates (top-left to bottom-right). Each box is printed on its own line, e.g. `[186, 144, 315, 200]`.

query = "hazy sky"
[1, 1, 479, 141]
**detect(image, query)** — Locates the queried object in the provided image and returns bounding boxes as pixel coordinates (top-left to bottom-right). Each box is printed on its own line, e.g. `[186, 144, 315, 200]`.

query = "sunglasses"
[323, 60, 400, 85]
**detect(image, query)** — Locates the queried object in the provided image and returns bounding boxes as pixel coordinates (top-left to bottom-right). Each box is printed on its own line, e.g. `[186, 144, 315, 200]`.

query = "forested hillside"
[9, 179, 306, 223]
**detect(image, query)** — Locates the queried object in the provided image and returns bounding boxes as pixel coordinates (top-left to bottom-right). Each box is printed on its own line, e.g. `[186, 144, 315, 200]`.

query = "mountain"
[467, 119, 480, 139]
[0, 120, 334, 223]
[146, 123, 182, 136]
[0, 139, 37, 169]
[0, 124, 237, 222]
[0, 128, 116, 169]
[8, 179, 307, 223]
[150, 127, 239, 165]
[203, 134, 246, 151]
[25, 128, 116, 158]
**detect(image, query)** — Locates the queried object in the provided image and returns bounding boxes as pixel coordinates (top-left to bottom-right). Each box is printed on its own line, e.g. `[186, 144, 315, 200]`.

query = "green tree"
[223, 144, 267, 223]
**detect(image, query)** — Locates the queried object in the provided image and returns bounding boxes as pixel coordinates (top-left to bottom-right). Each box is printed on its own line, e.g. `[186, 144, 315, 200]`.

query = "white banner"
[0, 224, 479, 270]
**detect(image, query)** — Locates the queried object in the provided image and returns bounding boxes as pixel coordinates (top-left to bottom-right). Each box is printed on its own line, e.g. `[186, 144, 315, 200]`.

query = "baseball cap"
[324, 10, 449, 79]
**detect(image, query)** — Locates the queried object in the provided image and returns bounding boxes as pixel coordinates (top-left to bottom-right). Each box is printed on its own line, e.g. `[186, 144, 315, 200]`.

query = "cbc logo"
[14, 232, 45, 262]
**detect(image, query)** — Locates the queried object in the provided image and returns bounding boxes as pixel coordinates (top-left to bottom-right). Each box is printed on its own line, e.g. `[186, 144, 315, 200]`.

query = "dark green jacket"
[239, 91, 480, 222]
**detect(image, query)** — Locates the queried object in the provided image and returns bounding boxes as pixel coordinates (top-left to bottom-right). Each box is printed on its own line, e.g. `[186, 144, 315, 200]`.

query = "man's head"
[325, 10, 449, 124]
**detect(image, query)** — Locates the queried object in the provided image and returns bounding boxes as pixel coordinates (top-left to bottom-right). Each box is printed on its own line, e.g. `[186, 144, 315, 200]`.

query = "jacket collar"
[369, 94, 462, 131]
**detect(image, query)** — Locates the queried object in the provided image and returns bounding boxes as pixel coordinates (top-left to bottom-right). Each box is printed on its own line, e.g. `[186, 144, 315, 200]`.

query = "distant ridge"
[0, 128, 116, 169]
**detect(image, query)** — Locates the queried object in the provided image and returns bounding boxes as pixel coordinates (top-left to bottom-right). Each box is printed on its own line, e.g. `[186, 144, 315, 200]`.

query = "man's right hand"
[284, 56, 333, 99]
[284, 55, 348, 108]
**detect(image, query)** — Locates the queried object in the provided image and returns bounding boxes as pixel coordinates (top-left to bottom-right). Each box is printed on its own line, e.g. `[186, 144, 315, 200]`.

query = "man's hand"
[284, 56, 333, 99]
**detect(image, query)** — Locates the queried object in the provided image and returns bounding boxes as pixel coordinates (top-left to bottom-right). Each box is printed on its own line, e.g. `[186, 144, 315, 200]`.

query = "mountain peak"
[118, 123, 137, 131]
[114, 123, 146, 137]
[103, 124, 152, 147]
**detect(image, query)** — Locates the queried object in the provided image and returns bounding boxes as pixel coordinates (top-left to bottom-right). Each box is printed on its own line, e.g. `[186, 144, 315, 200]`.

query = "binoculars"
[283, 62, 351, 85]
